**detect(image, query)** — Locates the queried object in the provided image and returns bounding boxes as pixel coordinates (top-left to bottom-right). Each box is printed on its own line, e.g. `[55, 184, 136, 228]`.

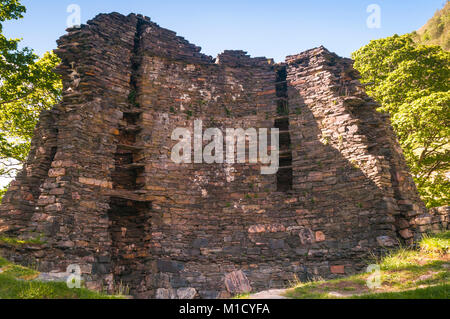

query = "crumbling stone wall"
[0, 12, 448, 299]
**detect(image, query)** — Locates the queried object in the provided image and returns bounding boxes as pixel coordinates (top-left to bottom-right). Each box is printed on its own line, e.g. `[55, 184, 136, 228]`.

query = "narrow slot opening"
[107, 197, 151, 293]
[275, 66, 293, 192]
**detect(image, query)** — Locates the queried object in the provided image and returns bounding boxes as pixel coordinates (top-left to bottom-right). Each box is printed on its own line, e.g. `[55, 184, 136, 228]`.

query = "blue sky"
[3, 0, 447, 62]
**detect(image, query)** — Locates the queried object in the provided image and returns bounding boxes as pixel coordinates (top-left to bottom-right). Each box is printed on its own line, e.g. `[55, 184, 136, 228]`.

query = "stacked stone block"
[0, 13, 447, 299]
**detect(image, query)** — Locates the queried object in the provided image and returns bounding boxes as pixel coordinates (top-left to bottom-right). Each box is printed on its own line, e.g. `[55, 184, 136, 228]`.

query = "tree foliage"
[352, 34, 450, 207]
[0, 0, 62, 198]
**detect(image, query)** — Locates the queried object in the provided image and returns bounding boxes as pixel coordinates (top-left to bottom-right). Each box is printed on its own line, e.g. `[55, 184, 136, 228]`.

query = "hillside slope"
[413, 1, 450, 50]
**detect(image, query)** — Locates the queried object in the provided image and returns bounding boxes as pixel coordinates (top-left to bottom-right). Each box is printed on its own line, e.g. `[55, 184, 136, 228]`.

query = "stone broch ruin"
[0, 13, 448, 299]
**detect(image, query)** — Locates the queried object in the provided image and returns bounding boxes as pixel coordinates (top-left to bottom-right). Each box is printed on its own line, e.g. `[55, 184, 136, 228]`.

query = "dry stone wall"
[0, 12, 448, 299]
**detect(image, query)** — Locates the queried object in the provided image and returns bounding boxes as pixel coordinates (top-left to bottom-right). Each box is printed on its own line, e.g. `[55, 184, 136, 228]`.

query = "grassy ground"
[0, 257, 124, 299]
[284, 231, 449, 299]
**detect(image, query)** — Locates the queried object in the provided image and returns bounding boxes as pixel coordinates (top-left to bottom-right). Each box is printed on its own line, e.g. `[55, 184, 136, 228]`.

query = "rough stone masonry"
[0, 13, 448, 299]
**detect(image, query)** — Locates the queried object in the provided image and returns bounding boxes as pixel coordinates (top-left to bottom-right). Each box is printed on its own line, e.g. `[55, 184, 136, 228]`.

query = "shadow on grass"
[351, 284, 449, 299]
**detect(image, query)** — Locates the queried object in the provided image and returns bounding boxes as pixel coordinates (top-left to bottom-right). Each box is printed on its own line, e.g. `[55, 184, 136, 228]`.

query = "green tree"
[0, 0, 62, 199]
[352, 34, 450, 207]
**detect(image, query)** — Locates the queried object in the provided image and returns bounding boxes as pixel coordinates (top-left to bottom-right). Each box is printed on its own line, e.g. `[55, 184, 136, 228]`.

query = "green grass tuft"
[420, 232, 449, 254]
[0, 235, 46, 246]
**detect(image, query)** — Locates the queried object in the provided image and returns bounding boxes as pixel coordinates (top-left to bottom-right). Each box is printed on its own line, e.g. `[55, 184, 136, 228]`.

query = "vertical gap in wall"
[275, 66, 293, 192]
[108, 18, 149, 293]
[112, 17, 146, 192]
[107, 197, 151, 294]
[129, 19, 146, 100]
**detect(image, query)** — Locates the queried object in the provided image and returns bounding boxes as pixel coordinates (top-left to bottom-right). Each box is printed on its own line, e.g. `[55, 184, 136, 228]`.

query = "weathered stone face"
[0, 12, 447, 299]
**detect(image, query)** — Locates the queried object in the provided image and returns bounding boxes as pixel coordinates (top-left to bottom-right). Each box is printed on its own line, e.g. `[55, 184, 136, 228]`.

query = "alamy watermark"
[67, 4, 81, 28]
[66, 264, 82, 289]
[171, 120, 280, 175]
[366, 4, 381, 29]
[366, 264, 382, 289]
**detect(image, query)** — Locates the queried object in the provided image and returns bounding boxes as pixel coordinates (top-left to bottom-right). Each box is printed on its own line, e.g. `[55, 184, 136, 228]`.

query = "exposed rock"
[224, 270, 252, 294]
[35, 272, 70, 283]
[155, 288, 177, 299]
[177, 288, 197, 299]
[249, 289, 289, 299]
[377, 236, 397, 247]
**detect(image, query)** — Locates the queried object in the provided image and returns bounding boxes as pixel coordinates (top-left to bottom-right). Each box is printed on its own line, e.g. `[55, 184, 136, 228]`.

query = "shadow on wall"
[241, 72, 401, 293]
